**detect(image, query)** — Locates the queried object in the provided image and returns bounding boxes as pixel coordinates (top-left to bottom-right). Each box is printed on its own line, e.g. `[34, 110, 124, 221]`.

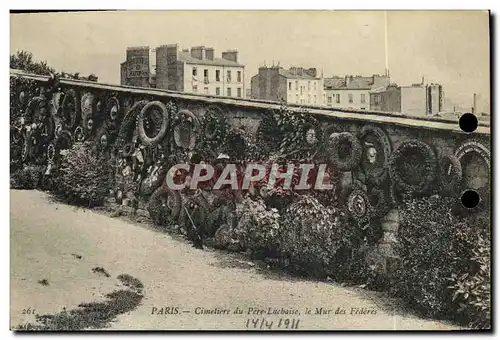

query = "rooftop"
[127, 46, 149, 50]
[256, 66, 320, 79]
[178, 51, 244, 67]
[324, 75, 390, 90]
[324, 77, 345, 89]
[278, 68, 319, 80]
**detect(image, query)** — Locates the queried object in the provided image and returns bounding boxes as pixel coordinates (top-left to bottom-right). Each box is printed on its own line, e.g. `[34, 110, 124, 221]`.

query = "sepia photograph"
[9, 9, 491, 332]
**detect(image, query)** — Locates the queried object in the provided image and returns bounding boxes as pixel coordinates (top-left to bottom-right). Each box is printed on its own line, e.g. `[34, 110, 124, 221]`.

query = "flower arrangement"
[279, 196, 349, 276]
[231, 197, 281, 252]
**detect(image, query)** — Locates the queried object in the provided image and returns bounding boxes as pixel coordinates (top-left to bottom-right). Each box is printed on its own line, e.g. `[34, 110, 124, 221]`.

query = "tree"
[10, 50, 98, 82]
[10, 50, 55, 75]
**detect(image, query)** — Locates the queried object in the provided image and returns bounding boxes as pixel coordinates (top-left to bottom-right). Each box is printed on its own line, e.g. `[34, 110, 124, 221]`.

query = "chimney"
[205, 47, 214, 61]
[155, 44, 177, 89]
[221, 50, 238, 63]
[126, 46, 150, 63]
[191, 46, 205, 60]
[345, 75, 354, 86]
[306, 68, 317, 77]
[157, 44, 178, 66]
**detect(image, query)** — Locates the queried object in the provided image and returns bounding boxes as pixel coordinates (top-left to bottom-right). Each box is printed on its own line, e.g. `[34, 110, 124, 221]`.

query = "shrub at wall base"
[53, 142, 112, 207]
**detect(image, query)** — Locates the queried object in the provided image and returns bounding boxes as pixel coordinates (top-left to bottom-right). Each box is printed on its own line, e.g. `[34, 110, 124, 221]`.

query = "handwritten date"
[246, 317, 300, 330]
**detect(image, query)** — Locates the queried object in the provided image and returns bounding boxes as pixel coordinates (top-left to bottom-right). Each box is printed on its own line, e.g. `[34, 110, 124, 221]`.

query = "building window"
[313, 95, 316, 104]
[374, 94, 380, 105]
[336, 94, 340, 103]
[216, 70, 221, 82]
[327, 96, 332, 105]
[314, 82, 316, 91]
[216, 87, 220, 96]
[308, 94, 311, 104]
[237, 71, 242, 82]
[300, 86, 303, 96]
[289, 82, 292, 90]
[348, 94, 353, 104]
[227, 70, 232, 82]
[308, 81, 311, 91]
[192, 85, 198, 93]
[192, 67, 197, 77]
[227, 87, 232, 97]
[296, 94, 299, 103]
[295, 81, 298, 90]
[204, 69, 209, 83]
[204, 87, 209, 94]
[237, 88, 242, 98]
[361, 93, 366, 103]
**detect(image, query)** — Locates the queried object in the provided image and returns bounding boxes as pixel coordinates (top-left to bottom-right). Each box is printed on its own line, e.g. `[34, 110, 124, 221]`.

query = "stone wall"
[10, 70, 491, 272]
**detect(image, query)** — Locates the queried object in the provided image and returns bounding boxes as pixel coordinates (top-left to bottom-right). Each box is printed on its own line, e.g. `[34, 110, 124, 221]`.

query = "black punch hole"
[461, 189, 480, 209]
[459, 113, 478, 133]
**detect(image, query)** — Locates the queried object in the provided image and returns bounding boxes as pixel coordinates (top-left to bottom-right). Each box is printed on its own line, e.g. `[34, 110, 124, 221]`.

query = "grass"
[117, 274, 144, 292]
[91, 267, 111, 278]
[15, 274, 144, 331]
[37, 279, 49, 286]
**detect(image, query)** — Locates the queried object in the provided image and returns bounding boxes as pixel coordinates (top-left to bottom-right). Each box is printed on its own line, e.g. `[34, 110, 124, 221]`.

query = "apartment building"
[121, 44, 245, 98]
[323, 75, 390, 110]
[400, 83, 444, 116]
[250, 66, 324, 106]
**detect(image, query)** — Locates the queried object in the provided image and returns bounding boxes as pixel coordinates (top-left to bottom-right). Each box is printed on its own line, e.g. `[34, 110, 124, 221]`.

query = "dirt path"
[10, 190, 460, 331]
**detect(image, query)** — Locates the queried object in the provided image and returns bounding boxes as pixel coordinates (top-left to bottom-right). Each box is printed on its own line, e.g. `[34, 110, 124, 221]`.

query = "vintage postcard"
[10, 10, 491, 331]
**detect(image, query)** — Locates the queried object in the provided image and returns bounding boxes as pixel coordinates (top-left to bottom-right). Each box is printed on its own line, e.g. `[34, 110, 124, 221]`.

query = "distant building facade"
[121, 44, 245, 98]
[324, 75, 390, 110]
[120, 46, 152, 87]
[250, 66, 324, 106]
[369, 85, 401, 112]
[400, 83, 443, 116]
[427, 84, 444, 114]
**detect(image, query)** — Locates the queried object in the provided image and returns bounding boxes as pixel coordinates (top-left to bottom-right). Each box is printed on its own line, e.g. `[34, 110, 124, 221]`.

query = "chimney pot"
[191, 46, 206, 60]
[205, 47, 214, 61]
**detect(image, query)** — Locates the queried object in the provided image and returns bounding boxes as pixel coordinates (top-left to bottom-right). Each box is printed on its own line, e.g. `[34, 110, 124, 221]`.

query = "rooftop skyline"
[10, 10, 490, 113]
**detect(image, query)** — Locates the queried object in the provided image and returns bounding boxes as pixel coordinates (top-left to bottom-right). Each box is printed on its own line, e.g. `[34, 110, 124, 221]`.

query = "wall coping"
[10, 69, 490, 136]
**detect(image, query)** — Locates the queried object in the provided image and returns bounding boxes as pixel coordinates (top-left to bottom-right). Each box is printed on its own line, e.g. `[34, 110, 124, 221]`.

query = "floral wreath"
[454, 140, 490, 172]
[437, 154, 462, 196]
[173, 109, 200, 150]
[347, 187, 373, 225]
[201, 106, 229, 147]
[115, 100, 148, 151]
[256, 109, 282, 156]
[327, 132, 362, 171]
[24, 96, 46, 125]
[46, 143, 56, 163]
[357, 125, 392, 180]
[388, 139, 437, 194]
[60, 89, 78, 130]
[105, 95, 121, 127]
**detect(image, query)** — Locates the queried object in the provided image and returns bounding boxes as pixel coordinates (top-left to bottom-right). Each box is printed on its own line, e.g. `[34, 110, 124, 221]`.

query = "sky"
[10, 10, 490, 112]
